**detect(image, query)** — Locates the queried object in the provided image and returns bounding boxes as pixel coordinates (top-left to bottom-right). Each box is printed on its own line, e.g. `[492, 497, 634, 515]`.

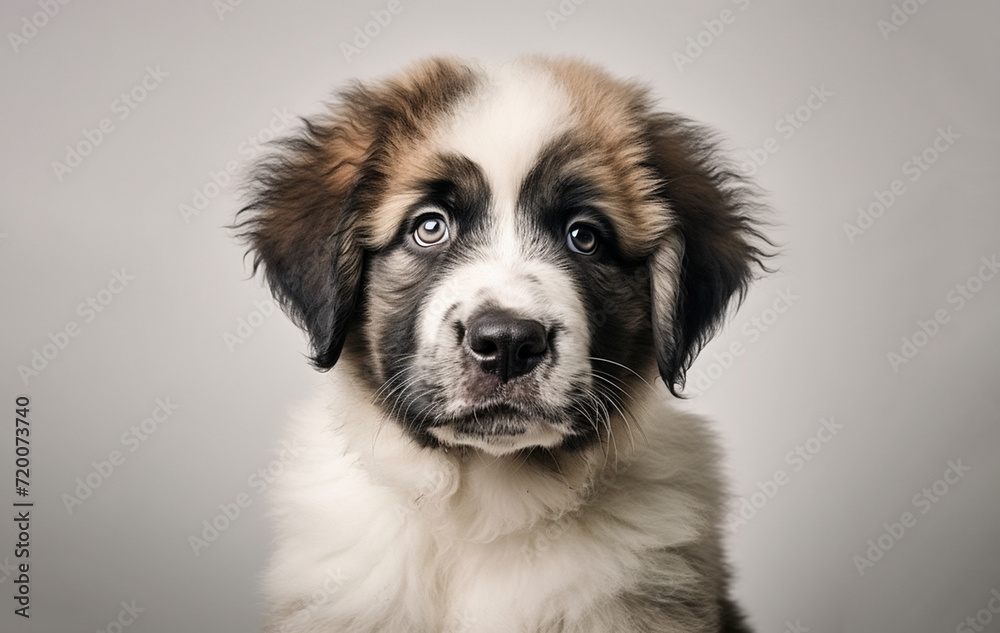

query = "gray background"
[2, 0, 998, 631]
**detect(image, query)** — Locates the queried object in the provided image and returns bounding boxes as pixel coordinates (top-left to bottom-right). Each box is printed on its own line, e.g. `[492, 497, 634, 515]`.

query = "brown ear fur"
[645, 113, 771, 395]
[236, 58, 477, 368]
[236, 100, 370, 368]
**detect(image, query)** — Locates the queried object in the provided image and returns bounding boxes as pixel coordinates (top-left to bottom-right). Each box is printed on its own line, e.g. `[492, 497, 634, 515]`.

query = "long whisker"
[591, 375, 641, 431]
[581, 389, 615, 472]
[590, 369, 638, 402]
[591, 374, 648, 450]
[371, 354, 421, 401]
[588, 356, 653, 391]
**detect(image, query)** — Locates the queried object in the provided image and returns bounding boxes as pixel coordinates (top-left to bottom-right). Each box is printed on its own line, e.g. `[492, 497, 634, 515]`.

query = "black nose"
[466, 311, 549, 382]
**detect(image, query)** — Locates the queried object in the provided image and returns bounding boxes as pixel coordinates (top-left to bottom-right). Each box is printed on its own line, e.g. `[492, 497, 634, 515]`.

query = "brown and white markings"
[239, 56, 769, 633]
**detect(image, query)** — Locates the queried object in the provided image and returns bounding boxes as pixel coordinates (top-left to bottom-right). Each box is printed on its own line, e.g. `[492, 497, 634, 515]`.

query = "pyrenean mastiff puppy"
[239, 56, 769, 633]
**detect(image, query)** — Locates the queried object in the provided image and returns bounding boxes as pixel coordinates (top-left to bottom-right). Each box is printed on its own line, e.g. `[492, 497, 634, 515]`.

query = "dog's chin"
[427, 411, 572, 456]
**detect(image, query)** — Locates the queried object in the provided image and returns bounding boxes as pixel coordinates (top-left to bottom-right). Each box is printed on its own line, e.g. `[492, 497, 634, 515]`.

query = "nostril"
[471, 338, 499, 357]
[465, 310, 549, 382]
[514, 325, 547, 359]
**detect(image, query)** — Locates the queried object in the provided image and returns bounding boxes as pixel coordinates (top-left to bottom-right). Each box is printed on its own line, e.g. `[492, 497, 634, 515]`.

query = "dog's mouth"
[439, 403, 538, 435]
[426, 402, 575, 454]
[376, 364, 598, 455]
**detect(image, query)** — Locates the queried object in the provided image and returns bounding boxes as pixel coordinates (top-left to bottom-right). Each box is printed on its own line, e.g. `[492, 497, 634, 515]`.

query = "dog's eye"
[566, 223, 599, 255]
[413, 214, 450, 247]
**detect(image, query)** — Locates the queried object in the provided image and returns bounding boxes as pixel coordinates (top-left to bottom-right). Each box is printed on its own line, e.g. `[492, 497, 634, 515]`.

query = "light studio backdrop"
[1, 1, 998, 631]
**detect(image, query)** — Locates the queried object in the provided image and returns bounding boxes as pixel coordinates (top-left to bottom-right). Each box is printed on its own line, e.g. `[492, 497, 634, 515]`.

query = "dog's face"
[240, 57, 765, 455]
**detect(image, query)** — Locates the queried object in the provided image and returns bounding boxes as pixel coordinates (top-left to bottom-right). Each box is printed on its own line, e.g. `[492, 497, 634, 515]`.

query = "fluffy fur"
[238, 56, 768, 633]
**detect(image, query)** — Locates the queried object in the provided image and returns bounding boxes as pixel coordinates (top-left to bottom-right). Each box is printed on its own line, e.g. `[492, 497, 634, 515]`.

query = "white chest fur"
[261, 374, 726, 633]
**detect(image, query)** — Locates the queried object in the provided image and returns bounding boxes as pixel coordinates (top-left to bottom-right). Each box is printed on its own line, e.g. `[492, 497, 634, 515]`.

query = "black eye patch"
[390, 154, 492, 249]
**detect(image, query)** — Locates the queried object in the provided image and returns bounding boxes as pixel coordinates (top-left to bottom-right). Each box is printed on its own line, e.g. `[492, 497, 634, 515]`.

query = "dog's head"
[239, 57, 767, 456]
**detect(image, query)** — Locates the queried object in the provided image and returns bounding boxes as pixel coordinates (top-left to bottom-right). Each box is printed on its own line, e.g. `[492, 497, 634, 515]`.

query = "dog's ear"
[644, 113, 770, 395]
[236, 94, 374, 369]
[237, 59, 477, 370]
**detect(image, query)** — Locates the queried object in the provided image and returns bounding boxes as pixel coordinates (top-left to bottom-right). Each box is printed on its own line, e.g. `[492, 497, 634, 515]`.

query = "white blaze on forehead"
[430, 257, 586, 327]
[437, 61, 574, 255]
[412, 62, 593, 427]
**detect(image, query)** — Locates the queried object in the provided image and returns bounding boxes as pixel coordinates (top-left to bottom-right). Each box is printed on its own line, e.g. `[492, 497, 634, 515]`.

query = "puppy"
[239, 56, 768, 633]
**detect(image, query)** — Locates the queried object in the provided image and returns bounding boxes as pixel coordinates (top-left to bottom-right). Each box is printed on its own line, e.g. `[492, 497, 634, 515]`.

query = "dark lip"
[443, 401, 534, 422]
[449, 418, 530, 439]
[434, 402, 547, 436]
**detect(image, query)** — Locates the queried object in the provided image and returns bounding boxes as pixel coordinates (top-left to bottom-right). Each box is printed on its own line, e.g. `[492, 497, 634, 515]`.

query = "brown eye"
[567, 223, 599, 255]
[413, 214, 450, 247]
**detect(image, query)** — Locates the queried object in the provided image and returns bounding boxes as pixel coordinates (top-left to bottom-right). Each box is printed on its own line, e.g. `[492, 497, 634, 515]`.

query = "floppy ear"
[236, 95, 373, 369]
[237, 58, 478, 370]
[644, 113, 770, 395]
